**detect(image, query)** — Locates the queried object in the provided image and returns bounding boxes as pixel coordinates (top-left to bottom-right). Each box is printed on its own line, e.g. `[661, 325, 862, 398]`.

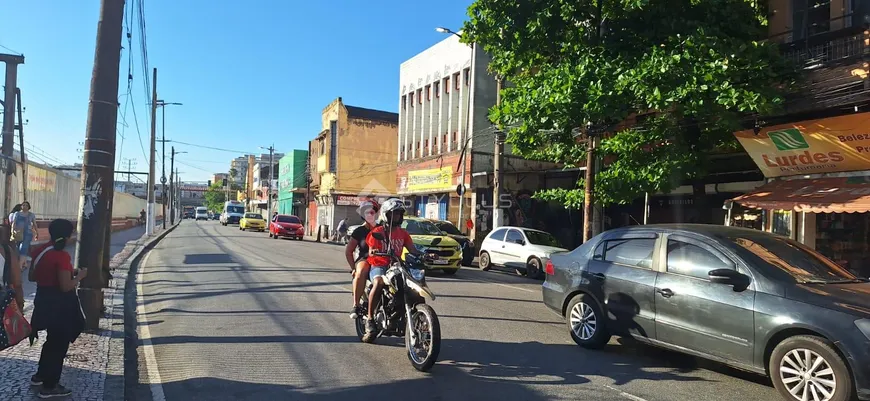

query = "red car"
[269, 214, 304, 240]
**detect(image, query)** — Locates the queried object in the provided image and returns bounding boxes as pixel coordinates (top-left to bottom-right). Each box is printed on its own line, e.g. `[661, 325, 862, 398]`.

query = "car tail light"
[545, 260, 555, 275]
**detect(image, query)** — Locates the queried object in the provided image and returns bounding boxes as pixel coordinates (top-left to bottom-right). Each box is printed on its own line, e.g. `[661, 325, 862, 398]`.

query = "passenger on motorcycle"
[345, 199, 379, 318]
[362, 198, 430, 343]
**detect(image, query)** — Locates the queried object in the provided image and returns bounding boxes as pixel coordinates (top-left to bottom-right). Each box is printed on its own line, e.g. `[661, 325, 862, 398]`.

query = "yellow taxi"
[239, 212, 266, 232]
[400, 217, 462, 275]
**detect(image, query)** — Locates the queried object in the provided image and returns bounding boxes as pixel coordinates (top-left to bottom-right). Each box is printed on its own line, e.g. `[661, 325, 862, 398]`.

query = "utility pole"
[75, 0, 125, 330]
[147, 67, 157, 236]
[155, 100, 181, 228]
[583, 134, 596, 242]
[15, 89, 27, 202]
[169, 147, 175, 225]
[1, 53, 24, 216]
[491, 77, 505, 230]
[263, 145, 275, 220]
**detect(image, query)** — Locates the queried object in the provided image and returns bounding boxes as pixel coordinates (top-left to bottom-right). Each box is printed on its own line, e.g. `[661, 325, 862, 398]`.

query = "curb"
[116, 222, 180, 401]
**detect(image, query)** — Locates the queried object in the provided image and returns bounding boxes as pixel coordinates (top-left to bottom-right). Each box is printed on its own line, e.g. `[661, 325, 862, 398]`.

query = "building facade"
[278, 150, 309, 217]
[397, 33, 563, 244]
[310, 97, 398, 236]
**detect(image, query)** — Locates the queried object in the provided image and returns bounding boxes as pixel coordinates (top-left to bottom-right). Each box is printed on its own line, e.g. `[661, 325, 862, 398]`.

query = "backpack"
[0, 244, 31, 350]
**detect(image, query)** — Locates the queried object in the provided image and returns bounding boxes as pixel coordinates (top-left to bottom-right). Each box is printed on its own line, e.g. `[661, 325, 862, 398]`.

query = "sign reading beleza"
[734, 113, 870, 177]
[407, 167, 453, 192]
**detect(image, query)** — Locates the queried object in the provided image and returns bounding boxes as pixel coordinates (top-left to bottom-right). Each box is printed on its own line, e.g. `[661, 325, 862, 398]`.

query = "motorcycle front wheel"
[406, 304, 441, 372]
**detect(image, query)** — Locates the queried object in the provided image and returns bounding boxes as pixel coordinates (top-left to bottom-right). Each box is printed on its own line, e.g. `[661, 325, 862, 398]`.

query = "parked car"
[400, 217, 462, 275]
[478, 226, 568, 278]
[269, 214, 304, 240]
[239, 213, 266, 232]
[431, 220, 475, 266]
[543, 224, 870, 401]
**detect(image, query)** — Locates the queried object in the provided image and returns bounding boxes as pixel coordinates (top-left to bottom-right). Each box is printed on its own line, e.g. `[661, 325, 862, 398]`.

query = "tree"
[204, 183, 227, 214]
[463, 0, 796, 220]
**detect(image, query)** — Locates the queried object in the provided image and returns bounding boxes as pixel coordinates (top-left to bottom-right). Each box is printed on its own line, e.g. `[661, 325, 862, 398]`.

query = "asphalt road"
[131, 220, 783, 401]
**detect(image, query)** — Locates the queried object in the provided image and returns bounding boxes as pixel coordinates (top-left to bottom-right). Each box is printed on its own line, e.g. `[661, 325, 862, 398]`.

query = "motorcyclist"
[345, 199, 379, 318]
[362, 198, 431, 343]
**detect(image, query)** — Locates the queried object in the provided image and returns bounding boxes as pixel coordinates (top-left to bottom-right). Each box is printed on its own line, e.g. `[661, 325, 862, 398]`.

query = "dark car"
[432, 220, 475, 266]
[543, 224, 870, 401]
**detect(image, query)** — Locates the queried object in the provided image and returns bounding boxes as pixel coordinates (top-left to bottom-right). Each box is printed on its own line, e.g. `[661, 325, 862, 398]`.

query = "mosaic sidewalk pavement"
[0, 225, 169, 401]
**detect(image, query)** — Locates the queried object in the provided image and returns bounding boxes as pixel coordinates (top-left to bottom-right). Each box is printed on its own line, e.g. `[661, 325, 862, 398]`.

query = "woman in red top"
[27, 219, 86, 399]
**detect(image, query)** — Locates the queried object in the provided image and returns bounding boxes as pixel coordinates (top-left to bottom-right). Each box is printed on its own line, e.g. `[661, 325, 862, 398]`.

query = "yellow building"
[310, 97, 398, 233]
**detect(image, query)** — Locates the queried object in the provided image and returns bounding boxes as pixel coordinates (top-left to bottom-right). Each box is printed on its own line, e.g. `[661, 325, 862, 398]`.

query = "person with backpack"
[27, 219, 86, 399]
[0, 220, 25, 313]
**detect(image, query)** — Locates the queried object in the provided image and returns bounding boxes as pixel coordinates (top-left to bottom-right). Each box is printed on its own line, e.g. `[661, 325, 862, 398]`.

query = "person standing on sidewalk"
[27, 219, 86, 399]
[11, 201, 38, 271]
[8, 203, 21, 226]
[0, 222, 25, 311]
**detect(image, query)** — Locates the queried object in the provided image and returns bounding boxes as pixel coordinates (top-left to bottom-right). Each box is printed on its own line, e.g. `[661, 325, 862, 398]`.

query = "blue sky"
[1, 0, 472, 182]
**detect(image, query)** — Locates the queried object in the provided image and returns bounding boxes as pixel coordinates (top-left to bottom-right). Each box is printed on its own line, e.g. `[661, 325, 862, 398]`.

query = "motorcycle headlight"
[856, 319, 870, 340]
[409, 268, 425, 281]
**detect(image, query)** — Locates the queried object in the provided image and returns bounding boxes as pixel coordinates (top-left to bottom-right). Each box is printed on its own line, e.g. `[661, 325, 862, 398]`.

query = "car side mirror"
[371, 232, 385, 241]
[708, 268, 750, 291]
[430, 237, 442, 246]
[516, 239, 526, 245]
[593, 254, 603, 260]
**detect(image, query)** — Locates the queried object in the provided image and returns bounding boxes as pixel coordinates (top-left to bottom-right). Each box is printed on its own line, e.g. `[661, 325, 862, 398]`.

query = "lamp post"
[155, 99, 182, 228]
[260, 145, 275, 221]
[169, 148, 187, 224]
[436, 26, 473, 234]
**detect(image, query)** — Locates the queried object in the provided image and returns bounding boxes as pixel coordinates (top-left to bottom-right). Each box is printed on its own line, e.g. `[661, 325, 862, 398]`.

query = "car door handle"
[657, 288, 674, 298]
[590, 273, 606, 281]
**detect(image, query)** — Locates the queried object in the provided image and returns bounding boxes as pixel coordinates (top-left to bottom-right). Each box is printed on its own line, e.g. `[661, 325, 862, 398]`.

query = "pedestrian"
[8, 203, 21, 226]
[27, 219, 86, 399]
[11, 201, 38, 271]
[336, 218, 348, 243]
[0, 220, 25, 324]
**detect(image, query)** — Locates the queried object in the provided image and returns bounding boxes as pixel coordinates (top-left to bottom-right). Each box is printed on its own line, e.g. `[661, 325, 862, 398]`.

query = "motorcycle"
[354, 232, 442, 372]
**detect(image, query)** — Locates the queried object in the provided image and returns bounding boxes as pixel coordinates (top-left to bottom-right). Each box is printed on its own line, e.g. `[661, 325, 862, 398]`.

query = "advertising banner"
[407, 167, 453, 193]
[27, 165, 57, 192]
[734, 113, 870, 177]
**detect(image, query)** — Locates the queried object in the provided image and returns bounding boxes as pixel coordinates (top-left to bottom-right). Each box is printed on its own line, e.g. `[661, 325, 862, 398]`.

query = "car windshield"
[277, 216, 300, 224]
[728, 235, 860, 284]
[435, 222, 462, 236]
[245, 213, 263, 219]
[228, 206, 244, 214]
[402, 220, 443, 235]
[524, 230, 562, 247]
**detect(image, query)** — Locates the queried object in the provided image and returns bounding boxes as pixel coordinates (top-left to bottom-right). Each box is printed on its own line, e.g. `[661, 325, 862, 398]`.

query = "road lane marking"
[136, 250, 167, 401]
[605, 385, 649, 401]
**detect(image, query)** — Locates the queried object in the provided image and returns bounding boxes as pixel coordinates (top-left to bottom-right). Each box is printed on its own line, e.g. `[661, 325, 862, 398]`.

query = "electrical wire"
[169, 140, 259, 155]
[0, 44, 22, 55]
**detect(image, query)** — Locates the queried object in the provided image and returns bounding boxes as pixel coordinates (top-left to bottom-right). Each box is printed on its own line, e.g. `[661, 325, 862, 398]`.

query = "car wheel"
[566, 294, 610, 349]
[770, 335, 853, 401]
[479, 251, 492, 271]
[526, 257, 543, 279]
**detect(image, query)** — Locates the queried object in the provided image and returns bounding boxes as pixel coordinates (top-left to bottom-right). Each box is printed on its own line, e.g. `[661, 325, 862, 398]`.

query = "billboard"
[27, 165, 57, 192]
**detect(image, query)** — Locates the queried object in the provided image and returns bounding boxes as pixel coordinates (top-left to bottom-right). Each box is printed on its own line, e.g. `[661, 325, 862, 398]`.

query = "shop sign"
[336, 195, 363, 206]
[407, 167, 453, 192]
[27, 166, 57, 192]
[735, 113, 870, 177]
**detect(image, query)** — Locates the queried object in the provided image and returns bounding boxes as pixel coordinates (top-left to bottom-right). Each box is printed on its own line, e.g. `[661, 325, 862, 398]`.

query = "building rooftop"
[346, 105, 398, 124]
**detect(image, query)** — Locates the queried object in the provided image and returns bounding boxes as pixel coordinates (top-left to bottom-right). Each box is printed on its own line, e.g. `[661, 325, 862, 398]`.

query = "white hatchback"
[478, 226, 568, 278]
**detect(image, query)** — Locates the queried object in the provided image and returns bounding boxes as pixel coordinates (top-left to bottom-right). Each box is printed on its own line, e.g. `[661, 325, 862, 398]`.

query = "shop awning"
[732, 177, 870, 213]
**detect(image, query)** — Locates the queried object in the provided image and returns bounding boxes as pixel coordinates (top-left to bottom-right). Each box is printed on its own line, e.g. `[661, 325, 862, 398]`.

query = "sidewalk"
[0, 224, 172, 401]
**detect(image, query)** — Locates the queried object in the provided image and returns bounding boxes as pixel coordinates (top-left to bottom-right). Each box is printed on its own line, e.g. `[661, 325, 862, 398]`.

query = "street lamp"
[259, 145, 276, 221]
[155, 100, 182, 228]
[169, 149, 187, 225]
[437, 26, 473, 234]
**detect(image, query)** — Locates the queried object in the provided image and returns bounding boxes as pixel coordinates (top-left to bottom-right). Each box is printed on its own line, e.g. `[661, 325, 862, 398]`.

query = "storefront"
[397, 155, 471, 224]
[730, 112, 870, 277]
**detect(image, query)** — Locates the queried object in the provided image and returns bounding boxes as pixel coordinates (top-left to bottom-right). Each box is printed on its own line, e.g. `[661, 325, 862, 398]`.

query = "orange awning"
[733, 177, 870, 213]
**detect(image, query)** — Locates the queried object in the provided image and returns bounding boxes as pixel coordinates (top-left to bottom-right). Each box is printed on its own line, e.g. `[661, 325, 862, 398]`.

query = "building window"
[402, 95, 407, 110]
[320, 140, 325, 154]
[434, 81, 440, 97]
[452, 131, 457, 143]
[443, 133, 448, 151]
[409, 92, 414, 107]
[792, 0, 831, 40]
[424, 139, 429, 151]
[464, 68, 470, 86]
[329, 120, 337, 173]
[426, 85, 431, 101]
[454, 73, 461, 90]
[444, 77, 450, 94]
[417, 89, 423, 104]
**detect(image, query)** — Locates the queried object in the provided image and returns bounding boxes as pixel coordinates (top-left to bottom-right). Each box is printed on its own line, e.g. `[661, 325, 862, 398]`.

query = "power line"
[0, 44, 22, 55]
[169, 140, 258, 155]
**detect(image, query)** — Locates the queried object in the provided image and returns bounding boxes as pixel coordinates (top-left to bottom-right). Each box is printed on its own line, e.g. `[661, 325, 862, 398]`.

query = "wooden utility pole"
[75, 0, 125, 330]
[491, 77, 505, 229]
[1, 53, 24, 216]
[583, 134, 596, 242]
[146, 68, 157, 235]
[15, 89, 27, 202]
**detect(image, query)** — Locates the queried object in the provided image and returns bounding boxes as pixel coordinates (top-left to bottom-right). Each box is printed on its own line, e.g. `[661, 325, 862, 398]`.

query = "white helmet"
[379, 198, 406, 225]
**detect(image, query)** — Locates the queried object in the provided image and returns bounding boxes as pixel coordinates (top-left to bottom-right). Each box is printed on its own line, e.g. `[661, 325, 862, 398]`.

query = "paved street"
[131, 220, 782, 401]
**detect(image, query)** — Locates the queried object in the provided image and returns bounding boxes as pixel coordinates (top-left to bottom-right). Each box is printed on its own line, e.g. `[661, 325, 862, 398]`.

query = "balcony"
[779, 25, 865, 70]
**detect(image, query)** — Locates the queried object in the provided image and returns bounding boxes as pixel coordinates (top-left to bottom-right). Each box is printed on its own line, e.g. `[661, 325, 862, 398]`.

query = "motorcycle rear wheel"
[406, 304, 441, 372]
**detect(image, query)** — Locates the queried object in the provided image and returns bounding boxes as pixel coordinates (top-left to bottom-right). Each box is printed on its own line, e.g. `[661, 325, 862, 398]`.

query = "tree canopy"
[463, 0, 795, 208]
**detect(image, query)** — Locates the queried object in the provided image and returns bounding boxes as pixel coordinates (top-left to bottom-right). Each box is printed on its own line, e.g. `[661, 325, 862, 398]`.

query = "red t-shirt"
[366, 225, 414, 267]
[30, 242, 74, 287]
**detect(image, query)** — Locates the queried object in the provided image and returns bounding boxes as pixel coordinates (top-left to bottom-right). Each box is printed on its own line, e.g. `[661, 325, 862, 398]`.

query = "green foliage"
[204, 183, 227, 213]
[463, 0, 796, 206]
